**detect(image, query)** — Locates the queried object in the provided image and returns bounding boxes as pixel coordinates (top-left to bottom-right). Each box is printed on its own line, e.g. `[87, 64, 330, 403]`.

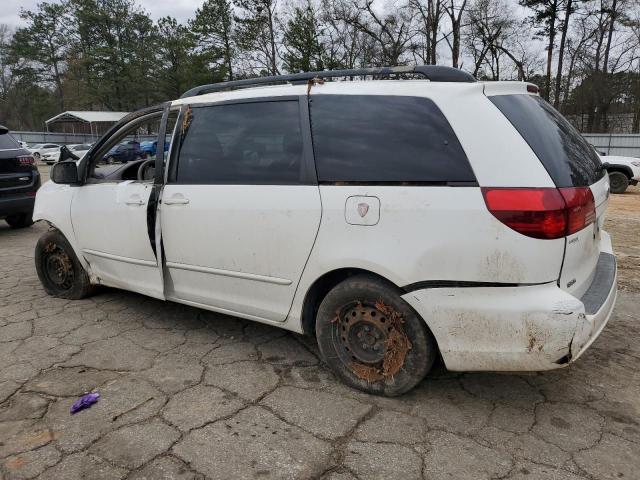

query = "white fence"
[11, 131, 156, 145]
[11, 131, 101, 145]
[583, 134, 640, 158]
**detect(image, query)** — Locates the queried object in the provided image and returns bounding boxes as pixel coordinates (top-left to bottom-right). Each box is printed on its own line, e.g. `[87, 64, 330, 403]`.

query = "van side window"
[309, 95, 475, 183]
[176, 101, 306, 185]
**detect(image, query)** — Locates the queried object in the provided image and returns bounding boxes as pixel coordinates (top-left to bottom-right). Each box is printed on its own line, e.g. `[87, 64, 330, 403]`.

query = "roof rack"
[179, 65, 476, 99]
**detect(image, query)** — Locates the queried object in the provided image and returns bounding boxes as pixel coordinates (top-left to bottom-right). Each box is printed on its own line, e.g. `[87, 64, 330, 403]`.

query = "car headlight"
[631, 161, 640, 167]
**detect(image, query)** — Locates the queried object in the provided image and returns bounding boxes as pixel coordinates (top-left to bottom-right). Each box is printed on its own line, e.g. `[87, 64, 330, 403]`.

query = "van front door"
[161, 98, 320, 322]
[71, 110, 170, 299]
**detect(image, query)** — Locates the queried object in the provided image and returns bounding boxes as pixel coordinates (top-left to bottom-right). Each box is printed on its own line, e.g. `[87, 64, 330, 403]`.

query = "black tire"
[316, 275, 437, 396]
[5, 213, 34, 229]
[608, 171, 629, 194]
[35, 230, 94, 299]
[106, 156, 114, 164]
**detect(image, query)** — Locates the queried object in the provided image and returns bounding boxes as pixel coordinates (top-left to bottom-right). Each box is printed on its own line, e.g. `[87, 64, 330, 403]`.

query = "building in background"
[45, 111, 129, 136]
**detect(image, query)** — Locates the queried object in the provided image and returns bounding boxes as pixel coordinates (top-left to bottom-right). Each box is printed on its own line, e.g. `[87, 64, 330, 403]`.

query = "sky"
[2, 0, 204, 28]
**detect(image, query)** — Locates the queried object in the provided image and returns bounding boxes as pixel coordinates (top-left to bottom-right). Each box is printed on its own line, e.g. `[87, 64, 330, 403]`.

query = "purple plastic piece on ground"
[70, 392, 100, 415]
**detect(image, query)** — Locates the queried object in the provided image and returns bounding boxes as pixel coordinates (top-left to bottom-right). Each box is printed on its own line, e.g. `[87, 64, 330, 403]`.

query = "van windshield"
[489, 94, 604, 187]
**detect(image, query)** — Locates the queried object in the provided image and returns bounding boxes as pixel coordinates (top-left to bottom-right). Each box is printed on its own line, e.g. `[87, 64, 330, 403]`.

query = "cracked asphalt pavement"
[1, 194, 640, 479]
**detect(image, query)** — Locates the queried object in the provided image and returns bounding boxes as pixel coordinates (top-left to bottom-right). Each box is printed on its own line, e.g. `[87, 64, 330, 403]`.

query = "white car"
[600, 154, 640, 193]
[29, 143, 61, 164]
[33, 66, 617, 396]
[68, 143, 93, 160]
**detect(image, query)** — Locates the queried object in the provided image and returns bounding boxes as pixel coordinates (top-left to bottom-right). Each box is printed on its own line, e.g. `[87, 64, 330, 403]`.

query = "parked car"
[30, 143, 62, 164]
[33, 66, 617, 396]
[0, 126, 40, 228]
[68, 144, 93, 160]
[140, 140, 169, 157]
[102, 141, 142, 163]
[599, 155, 640, 193]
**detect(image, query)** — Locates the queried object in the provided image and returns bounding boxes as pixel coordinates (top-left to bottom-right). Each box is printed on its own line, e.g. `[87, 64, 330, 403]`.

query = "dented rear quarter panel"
[401, 283, 584, 371]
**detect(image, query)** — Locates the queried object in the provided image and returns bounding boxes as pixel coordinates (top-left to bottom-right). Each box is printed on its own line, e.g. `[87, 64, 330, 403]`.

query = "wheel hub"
[44, 246, 74, 290]
[336, 304, 392, 365]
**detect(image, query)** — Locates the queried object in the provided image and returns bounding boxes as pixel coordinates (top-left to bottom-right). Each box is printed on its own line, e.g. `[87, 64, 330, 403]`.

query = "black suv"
[0, 126, 40, 228]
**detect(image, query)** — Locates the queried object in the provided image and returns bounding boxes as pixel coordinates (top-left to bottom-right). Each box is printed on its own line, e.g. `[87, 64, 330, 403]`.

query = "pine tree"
[282, 1, 325, 72]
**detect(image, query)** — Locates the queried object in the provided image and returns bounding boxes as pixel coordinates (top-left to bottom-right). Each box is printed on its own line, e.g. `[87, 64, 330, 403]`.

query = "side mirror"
[51, 161, 79, 184]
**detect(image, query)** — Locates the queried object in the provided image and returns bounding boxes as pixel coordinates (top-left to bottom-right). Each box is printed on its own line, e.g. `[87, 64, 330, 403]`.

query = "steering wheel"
[137, 159, 156, 181]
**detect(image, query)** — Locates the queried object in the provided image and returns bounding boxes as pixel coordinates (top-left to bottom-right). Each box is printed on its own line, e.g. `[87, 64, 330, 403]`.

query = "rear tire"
[35, 230, 94, 299]
[609, 171, 629, 194]
[316, 275, 437, 396]
[5, 213, 33, 228]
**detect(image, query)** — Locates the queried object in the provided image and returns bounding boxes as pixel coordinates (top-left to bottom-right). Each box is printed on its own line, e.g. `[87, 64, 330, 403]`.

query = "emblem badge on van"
[357, 203, 369, 217]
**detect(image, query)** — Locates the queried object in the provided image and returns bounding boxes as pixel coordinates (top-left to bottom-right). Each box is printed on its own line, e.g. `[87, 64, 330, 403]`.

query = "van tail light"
[17, 155, 35, 165]
[481, 187, 596, 240]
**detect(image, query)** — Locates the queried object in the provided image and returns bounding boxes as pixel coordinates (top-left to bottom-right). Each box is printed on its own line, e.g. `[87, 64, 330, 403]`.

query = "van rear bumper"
[401, 233, 617, 372]
[570, 251, 617, 361]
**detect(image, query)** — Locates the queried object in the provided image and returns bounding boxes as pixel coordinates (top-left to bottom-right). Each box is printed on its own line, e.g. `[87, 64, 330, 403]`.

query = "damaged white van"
[34, 66, 617, 396]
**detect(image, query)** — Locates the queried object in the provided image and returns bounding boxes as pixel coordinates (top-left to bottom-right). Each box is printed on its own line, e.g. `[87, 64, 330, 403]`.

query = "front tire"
[6, 213, 33, 228]
[609, 171, 629, 194]
[35, 230, 94, 299]
[316, 275, 437, 396]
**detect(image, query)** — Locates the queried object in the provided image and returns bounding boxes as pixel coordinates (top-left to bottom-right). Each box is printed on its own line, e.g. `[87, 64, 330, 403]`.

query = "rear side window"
[176, 101, 307, 185]
[309, 95, 475, 183]
[489, 94, 604, 187]
[0, 135, 19, 150]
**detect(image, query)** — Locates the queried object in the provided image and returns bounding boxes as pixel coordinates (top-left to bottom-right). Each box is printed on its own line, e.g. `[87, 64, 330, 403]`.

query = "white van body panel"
[161, 184, 321, 322]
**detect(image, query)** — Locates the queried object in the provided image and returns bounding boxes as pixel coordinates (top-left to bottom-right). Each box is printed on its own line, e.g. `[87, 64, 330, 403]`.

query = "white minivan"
[33, 66, 617, 396]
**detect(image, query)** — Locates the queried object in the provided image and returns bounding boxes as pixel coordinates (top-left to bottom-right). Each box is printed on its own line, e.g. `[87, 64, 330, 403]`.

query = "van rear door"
[488, 93, 608, 298]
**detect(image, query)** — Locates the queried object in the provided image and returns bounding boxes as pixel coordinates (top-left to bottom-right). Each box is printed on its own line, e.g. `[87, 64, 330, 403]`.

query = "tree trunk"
[224, 32, 234, 80]
[554, 0, 572, 110]
[544, 0, 558, 101]
[266, 2, 278, 75]
[451, 19, 460, 67]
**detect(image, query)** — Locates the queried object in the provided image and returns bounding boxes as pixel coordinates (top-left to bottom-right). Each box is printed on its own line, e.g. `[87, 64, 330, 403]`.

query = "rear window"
[489, 94, 604, 187]
[310, 95, 475, 183]
[0, 134, 19, 150]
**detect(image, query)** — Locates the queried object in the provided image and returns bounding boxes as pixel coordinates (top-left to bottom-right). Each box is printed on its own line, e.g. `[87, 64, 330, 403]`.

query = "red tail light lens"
[559, 187, 596, 236]
[482, 187, 596, 240]
[17, 155, 35, 165]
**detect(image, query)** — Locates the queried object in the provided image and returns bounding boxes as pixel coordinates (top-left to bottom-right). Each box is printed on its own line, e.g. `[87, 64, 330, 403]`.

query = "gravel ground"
[0, 173, 638, 479]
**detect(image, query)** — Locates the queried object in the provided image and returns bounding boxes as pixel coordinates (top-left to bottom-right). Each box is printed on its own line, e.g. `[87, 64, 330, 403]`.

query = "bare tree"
[410, 0, 445, 64]
[443, 0, 468, 67]
[332, 0, 416, 65]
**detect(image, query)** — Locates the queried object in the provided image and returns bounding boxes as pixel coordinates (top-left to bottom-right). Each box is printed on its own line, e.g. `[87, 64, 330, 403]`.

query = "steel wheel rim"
[610, 175, 623, 190]
[43, 244, 74, 291]
[333, 302, 392, 367]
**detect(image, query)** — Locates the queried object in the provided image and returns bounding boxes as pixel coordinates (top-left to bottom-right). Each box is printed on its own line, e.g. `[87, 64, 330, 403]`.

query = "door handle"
[164, 194, 190, 205]
[125, 194, 144, 206]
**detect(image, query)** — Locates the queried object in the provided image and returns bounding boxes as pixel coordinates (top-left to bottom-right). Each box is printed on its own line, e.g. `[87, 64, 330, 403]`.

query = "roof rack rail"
[179, 65, 476, 99]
